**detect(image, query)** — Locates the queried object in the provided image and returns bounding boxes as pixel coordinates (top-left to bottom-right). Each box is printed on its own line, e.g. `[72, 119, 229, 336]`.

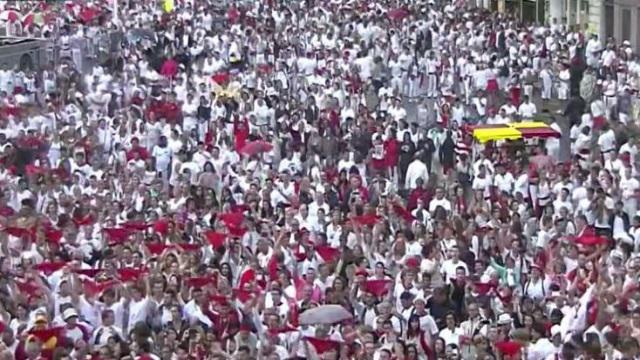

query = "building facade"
[545, 0, 640, 49]
[473, 0, 640, 50]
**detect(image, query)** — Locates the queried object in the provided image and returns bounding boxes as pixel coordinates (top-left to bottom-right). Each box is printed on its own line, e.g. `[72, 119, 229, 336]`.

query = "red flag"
[34, 262, 66, 275]
[473, 282, 495, 295]
[122, 221, 150, 232]
[3, 226, 29, 237]
[82, 279, 116, 296]
[73, 268, 104, 278]
[315, 246, 340, 263]
[228, 226, 246, 238]
[352, 214, 381, 226]
[153, 218, 170, 235]
[102, 228, 132, 245]
[146, 243, 174, 255]
[117, 268, 148, 282]
[232, 288, 255, 303]
[73, 214, 94, 226]
[219, 212, 244, 229]
[269, 324, 299, 334]
[495, 341, 523, 357]
[44, 228, 63, 244]
[304, 337, 341, 355]
[574, 235, 607, 246]
[238, 268, 256, 289]
[393, 203, 415, 222]
[355, 268, 369, 278]
[363, 279, 392, 297]
[204, 231, 226, 249]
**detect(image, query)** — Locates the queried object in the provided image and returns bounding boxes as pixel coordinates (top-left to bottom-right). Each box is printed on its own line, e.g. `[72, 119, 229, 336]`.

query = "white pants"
[541, 81, 552, 99]
[604, 95, 617, 112]
[624, 198, 637, 218]
[406, 76, 421, 99]
[558, 83, 569, 100]
[524, 84, 534, 99]
[427, 74, 438, 97]
[391, 76, 403, 94]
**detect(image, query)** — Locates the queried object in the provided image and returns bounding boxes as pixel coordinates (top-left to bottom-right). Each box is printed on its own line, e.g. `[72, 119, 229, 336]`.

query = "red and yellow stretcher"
[469, 122, 561, 144]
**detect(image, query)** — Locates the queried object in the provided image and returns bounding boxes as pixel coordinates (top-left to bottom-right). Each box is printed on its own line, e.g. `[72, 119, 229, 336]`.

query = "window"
[604, 4, 614, 40]
[638, 8, 640, 50]
[622, 8, 631, 42]
[579, 0, 589, 25]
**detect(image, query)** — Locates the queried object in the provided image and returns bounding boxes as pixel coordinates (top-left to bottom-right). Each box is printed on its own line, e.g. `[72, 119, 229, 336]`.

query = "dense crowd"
[0, 0, 639, 359]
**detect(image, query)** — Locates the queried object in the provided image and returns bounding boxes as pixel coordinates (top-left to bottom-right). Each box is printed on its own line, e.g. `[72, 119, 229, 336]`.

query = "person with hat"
[60, 307, 90, 344]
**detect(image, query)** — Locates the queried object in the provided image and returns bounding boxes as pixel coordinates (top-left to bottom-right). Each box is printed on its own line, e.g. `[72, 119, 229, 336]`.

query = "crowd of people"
[0, 0, 640, 359]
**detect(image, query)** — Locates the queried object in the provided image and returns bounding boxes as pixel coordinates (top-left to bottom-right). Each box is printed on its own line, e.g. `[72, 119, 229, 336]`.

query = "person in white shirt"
[438, 312, 464, 346]
[152, 136, 173, 181]
[91, 309, 124, 347]
[523, 265, 551, 301]
[441, 247, 468, 284]
[429, 187, 452, 214]
[125, 285, 153, 331]
[527, 325, 558, 360]
[620, 167, 639, 216]
[472, 165, 493, 199]
[552, 188, 574, 217]
[494, 164, 515, 194]
[598, 125, 616, 161]
[518, 95, 537, 119]
[539, 64, 553, 100]
[405, 155, 429, 190]
[425, 51, 440, 98]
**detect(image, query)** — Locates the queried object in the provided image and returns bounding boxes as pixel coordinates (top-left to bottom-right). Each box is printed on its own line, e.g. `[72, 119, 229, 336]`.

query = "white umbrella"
[299, 304, 353, 325]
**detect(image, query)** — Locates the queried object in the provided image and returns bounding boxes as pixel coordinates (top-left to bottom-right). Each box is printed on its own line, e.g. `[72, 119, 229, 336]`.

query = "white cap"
[551, 325, 562, 337]
[63, 308, 78, 321]
[413, 294, 426, 304]
[497, 313, 512, 325]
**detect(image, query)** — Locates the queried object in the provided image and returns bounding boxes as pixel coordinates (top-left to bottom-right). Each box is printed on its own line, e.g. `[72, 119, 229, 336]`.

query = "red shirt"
[233, 119, 249, 153]
[162, 102, 180, 123]
[126, 146, 150, 161]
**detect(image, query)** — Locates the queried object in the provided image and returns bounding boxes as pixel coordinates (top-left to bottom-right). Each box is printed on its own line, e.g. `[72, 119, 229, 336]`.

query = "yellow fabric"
[26, 335, 57, 349]
[43, 337, 57, 349]
[162, 0, 174, 13]
[508, 122, 549, 129]
[211, 82, 242, 101]
[473, 127, 522, 143]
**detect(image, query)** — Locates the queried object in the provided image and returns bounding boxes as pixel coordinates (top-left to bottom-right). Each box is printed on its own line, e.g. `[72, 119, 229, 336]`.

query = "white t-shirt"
[127, 298, 151, 327]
